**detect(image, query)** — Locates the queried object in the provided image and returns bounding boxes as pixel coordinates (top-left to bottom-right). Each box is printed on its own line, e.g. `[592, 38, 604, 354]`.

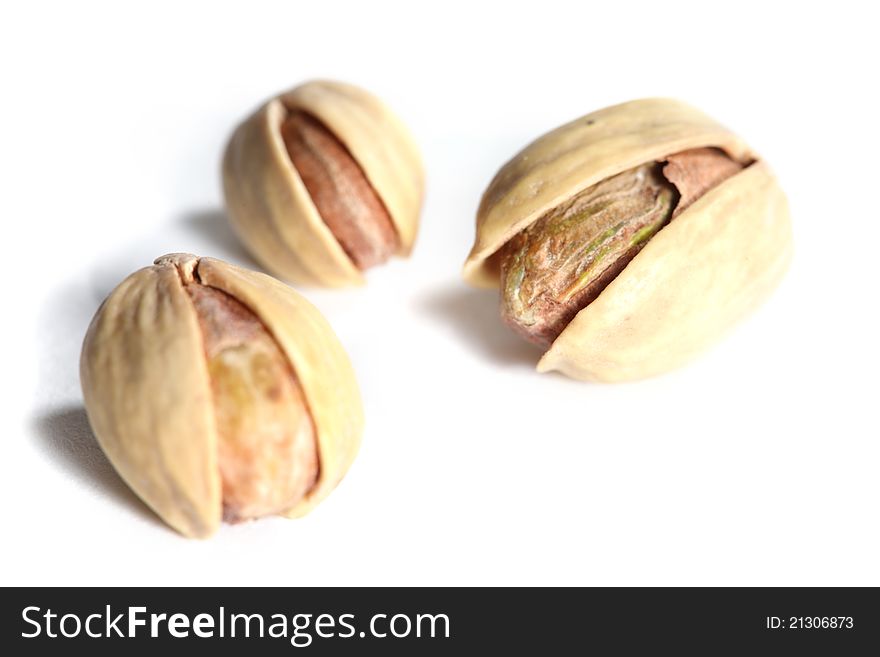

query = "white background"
[3, 1, 878, 586]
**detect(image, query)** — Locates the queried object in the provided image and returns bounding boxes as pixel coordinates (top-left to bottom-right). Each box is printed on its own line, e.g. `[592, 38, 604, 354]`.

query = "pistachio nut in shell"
[80, 254, 363, 537]
[223, 79, 425, 287]
[463, 98, 793, 382]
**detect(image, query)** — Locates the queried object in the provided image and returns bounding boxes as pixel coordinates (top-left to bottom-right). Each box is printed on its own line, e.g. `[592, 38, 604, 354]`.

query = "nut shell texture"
[464, 98, 792, 381]
[539, 162, 792, 381]
[80, 257, 220, 537]
[223, 80, 424, 286]
[80, 254, 364, 536]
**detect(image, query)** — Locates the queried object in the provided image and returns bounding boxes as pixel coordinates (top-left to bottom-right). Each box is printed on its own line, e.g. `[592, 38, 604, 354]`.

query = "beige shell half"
[223, 79, 424, 287]
[463, 98, 793, 381]
[80, 254, 364, 537]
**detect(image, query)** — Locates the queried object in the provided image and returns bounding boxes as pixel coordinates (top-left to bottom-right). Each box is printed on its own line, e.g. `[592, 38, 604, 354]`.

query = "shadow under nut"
[281, 111, 399, 270]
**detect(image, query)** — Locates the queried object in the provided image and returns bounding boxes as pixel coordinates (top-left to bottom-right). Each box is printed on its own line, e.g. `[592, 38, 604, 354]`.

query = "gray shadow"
[178, 207, 261, 269]
[32, 405, 163, 527]
[33, 277, 165, 531]
[418, 283, 542, 367]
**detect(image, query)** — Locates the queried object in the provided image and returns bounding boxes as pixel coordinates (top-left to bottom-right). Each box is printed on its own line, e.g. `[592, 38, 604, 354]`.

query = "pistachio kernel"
[500, 149, 743, 347]
[281, 111, 399, 270]
[186, 283, 318, 522]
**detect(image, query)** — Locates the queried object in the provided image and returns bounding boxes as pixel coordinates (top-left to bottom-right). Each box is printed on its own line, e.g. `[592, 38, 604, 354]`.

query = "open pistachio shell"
[80, 257, 220, 537]
[463, 98, 792, 381]
[223, 79, 424, 287]
[80, 254, 364, 537]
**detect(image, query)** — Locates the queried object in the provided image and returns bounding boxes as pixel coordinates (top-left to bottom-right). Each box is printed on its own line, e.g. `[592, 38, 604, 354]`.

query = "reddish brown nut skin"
[186, 283, 318, 522]
[663, 148, 745, 216]
[499, 164, 675, 347]
[281, 111, 399, 270]
[499, 149, 743, 347]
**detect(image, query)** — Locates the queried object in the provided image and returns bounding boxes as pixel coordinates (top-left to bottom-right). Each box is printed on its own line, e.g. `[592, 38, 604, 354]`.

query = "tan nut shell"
[223, 80, 424, 287]
[463, 98, 793, 382]
[80, 254, 364, 537]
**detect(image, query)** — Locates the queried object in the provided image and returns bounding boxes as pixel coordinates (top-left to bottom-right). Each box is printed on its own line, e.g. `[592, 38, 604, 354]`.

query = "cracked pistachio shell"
[222, 79, 424, 287]
[463, 98, 793, 382]
[80, 254, 363, 537]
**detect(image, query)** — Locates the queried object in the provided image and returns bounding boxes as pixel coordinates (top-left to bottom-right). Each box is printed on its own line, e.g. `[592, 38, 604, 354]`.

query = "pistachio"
[464, 99, 793, 381]
[281, 111, 399, 270]
[80, 254, 363, 537]
[223, 80, 424, 287]
[500, 163, 676, 346]
[500, 149, 744, 346]
[186, 283, 318, 522]
[663, 147, 746, 216]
